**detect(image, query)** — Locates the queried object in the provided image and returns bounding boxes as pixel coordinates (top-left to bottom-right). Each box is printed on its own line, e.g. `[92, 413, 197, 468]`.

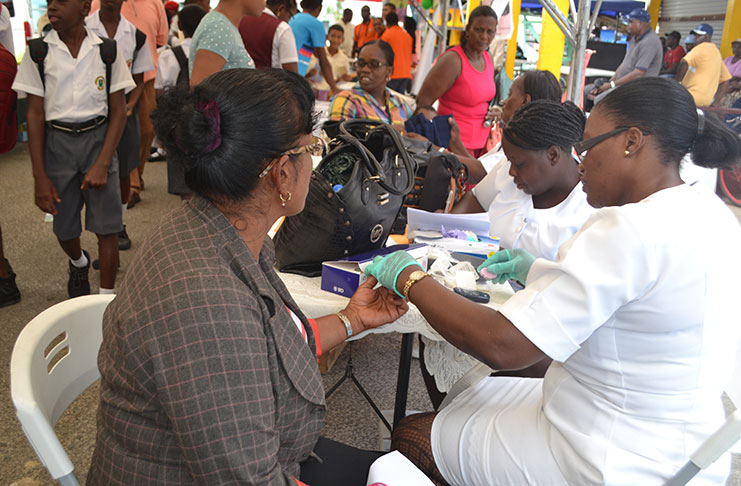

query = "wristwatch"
[609, 80, 616, 89]
[402, 270, 429, 300]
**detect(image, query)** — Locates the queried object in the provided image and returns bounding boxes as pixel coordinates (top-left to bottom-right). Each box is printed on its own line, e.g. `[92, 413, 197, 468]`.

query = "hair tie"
[196, 99, 222, 153]
[695, 108, 705, 140]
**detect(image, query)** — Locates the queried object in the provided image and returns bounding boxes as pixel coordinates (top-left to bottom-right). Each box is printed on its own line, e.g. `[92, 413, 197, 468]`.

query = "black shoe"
[127, 191, 141, 209]
[68, 250, 91, 298]
[118, 225, 131, 251]
[148, 151, 166, 162]
[0, 259, 21, 308]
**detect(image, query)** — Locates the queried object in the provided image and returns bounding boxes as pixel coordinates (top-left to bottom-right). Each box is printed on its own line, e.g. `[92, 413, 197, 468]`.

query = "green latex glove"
[477, 248, 537, 285]
[364, 250, 424, 298]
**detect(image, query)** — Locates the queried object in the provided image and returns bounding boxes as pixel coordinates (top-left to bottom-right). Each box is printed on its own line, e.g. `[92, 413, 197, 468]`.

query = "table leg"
[393, 333, 415, 428]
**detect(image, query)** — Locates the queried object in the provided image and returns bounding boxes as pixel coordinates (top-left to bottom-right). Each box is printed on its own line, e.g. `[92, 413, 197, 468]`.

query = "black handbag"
[274, 119, 416, 276]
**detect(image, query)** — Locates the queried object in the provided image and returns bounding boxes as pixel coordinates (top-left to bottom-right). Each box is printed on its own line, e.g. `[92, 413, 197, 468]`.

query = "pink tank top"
[437, 45, 496, 152]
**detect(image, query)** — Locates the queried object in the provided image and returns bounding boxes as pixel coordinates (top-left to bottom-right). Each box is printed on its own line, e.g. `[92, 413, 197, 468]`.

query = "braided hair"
[503, 99, 585, 152]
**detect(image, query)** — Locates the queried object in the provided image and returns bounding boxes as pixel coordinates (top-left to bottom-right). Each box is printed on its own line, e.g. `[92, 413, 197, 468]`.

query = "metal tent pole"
[566, 0, 591, 103]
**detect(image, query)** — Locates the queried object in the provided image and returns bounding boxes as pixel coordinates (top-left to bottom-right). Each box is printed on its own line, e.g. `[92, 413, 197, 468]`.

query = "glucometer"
[453, 287, 491, 304]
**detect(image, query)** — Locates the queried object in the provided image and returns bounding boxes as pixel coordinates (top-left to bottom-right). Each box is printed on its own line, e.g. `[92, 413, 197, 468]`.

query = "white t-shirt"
[263, 8, 297, 69]
[472, 158, 595, 260]
[498, 183, 741, 484]
[0, 5, 14, 56]
[12, 27, 135, 122]
[155, 38, 191, 90]
[86, 11, 155, 76]
[338, 20, 354, 57]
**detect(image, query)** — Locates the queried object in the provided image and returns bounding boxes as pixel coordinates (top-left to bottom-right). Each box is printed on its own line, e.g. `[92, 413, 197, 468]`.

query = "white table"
[278, 272, 514, 425]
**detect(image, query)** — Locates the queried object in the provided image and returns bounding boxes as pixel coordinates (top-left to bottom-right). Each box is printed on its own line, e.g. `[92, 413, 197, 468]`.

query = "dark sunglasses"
[574, 126, 650, 161]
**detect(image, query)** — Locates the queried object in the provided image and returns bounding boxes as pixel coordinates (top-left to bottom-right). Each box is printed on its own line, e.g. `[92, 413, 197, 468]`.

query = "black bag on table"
[274, 119, 415, 277]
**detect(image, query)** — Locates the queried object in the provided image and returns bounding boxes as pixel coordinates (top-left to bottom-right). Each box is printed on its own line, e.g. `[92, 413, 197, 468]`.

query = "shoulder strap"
[27, 38, 48, 88]
[172, 45, 189, 85]
[133, 28, 146, 63]
[98, 37, 117, 99]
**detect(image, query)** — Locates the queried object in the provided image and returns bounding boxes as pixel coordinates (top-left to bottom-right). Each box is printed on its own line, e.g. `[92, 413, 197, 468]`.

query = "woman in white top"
[364, 77, 741, 485]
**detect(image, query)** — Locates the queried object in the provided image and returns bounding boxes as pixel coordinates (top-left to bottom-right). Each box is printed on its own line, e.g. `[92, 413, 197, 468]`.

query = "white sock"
[121, 203, 128, 219]
[70, 252, 89, 268]
[99, 287, 115, 295]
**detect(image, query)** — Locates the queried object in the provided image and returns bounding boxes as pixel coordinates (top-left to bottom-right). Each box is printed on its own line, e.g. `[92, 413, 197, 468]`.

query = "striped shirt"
[328, 83, 413, 131]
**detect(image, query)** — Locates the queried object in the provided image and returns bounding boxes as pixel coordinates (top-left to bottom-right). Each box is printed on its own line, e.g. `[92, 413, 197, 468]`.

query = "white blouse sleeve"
[498, 207, 657, 362]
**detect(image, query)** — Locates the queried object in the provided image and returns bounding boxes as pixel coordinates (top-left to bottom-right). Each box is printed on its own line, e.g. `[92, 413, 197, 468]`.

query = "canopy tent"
[520, 1, 644, 16]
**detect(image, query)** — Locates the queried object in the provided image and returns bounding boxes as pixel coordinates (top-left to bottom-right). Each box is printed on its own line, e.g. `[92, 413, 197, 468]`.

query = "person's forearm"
[27, 101, 47, 179]
[450, 190, 485, 214]
[676, 61, 688, 83]
[319, 58, 338, 92]
[315, 314, 354, 352]
[395, 266, 546, 370]
[281, 62, 298, 73]
[127, 73, 145, 108]
[96, 91, 127, 167]
[614, 69, 645, 86]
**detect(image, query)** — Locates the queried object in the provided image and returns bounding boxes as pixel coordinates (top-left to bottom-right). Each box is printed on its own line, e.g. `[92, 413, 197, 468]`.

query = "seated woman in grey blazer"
[87, 68, 408, 486]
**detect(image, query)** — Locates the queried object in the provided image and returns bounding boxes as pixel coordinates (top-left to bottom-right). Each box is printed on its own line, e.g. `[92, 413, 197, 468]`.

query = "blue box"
[320, 244, 429, 297]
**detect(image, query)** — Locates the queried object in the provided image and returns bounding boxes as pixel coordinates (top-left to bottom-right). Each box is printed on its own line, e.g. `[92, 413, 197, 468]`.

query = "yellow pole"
[646, 0, 661, 32]
[536, 0, 569, 80]
[505, 0, 522, 79]
[720, 0, 741, 58]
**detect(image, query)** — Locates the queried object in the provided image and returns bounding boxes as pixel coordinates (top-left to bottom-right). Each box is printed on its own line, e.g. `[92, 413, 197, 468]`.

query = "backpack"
[171, 45, 189, 86]
[132, 28, 146, 66]
[0, 41, 17, 153]
[27, 36, 117, 99]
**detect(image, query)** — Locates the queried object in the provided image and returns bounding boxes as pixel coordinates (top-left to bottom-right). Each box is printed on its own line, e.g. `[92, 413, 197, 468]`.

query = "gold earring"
[624, 150, 630, 156]
[280, 192, 292, 207]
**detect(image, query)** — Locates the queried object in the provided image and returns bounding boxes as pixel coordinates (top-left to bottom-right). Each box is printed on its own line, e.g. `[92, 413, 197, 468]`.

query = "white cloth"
[263, 8, 297, 69]
[154, 38, 191, 90]
[472, 158, 595, 260]
[0, 5, 14, 56]
[12, 27, 135, 122]
[338, 20, 354, 57]
[86, 11, 155, 75]
[433, 183, 741, 485]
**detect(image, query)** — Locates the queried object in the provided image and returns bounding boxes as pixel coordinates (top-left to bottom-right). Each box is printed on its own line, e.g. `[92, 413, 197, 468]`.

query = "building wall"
[657, 0, 726, 49]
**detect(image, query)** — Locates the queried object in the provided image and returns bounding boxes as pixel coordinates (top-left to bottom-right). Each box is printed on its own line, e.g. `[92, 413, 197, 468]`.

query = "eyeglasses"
[352, 59, 389, 70]
[573, 127, 631, 161]
[259, 136, 327, 178]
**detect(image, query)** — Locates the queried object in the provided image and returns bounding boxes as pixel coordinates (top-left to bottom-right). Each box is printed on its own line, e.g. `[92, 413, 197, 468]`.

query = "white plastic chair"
[10, 294, 115, 486]
[665, 344, 741, 486]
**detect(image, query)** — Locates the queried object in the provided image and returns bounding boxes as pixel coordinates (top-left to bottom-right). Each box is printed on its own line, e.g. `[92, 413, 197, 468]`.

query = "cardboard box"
[321, 244, 429, 297]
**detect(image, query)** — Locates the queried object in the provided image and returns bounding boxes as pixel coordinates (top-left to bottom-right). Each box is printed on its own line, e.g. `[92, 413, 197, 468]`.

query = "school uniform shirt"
[12, 27, 135, 123]
[86, 11, 155, 77]
[155, 38, 191, 90]
[91, 0, 169, 83]
[289, 12, 326, 76]
[472, 159, 595, 260]
[338, 19, 354, 57]
[307, 49, 348, 91]
[189, 11, 254, 75]
[434, 183, 741, 485]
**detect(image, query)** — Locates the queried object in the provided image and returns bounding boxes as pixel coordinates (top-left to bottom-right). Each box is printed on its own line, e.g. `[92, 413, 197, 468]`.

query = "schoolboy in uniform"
[154, 4, 205, 199]
[87, 0, 154, 255]
[12, 0, 134, 297]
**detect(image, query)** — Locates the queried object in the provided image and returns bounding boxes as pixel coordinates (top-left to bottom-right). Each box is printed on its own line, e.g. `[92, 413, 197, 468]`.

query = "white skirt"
[430, 376, 568, 486]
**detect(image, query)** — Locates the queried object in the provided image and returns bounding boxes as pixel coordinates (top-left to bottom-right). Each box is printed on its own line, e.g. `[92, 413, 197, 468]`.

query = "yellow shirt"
[681, 42, 732, 106]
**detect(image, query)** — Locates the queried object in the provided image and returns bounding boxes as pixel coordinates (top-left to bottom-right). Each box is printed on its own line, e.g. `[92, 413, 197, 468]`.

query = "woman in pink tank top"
[416, 6, 498, 157]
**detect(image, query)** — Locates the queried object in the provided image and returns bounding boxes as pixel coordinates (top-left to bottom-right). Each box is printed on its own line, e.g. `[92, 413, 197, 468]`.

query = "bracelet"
[437, 146, 446, 153]
[402, 270, 429, 300]
[609, 80, 616, 89]
[337, 311, 353, 338]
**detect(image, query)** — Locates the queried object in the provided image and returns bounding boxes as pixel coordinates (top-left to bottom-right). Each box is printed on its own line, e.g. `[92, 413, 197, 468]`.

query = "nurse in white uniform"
[365, 77, 741, 485]
[420, 99, 596, 409]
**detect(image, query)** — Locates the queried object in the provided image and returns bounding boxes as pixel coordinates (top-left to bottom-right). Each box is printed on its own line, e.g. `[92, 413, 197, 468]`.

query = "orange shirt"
[354, 20, 378, 50]
[381, 25, 412, 80]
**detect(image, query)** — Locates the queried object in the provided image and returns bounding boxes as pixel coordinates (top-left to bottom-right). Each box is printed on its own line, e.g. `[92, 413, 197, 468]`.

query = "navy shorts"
[45, 123, 123, 240]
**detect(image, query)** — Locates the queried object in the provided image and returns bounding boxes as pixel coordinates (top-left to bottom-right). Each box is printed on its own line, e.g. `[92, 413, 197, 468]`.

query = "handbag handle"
[338, 119, 415, 196]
